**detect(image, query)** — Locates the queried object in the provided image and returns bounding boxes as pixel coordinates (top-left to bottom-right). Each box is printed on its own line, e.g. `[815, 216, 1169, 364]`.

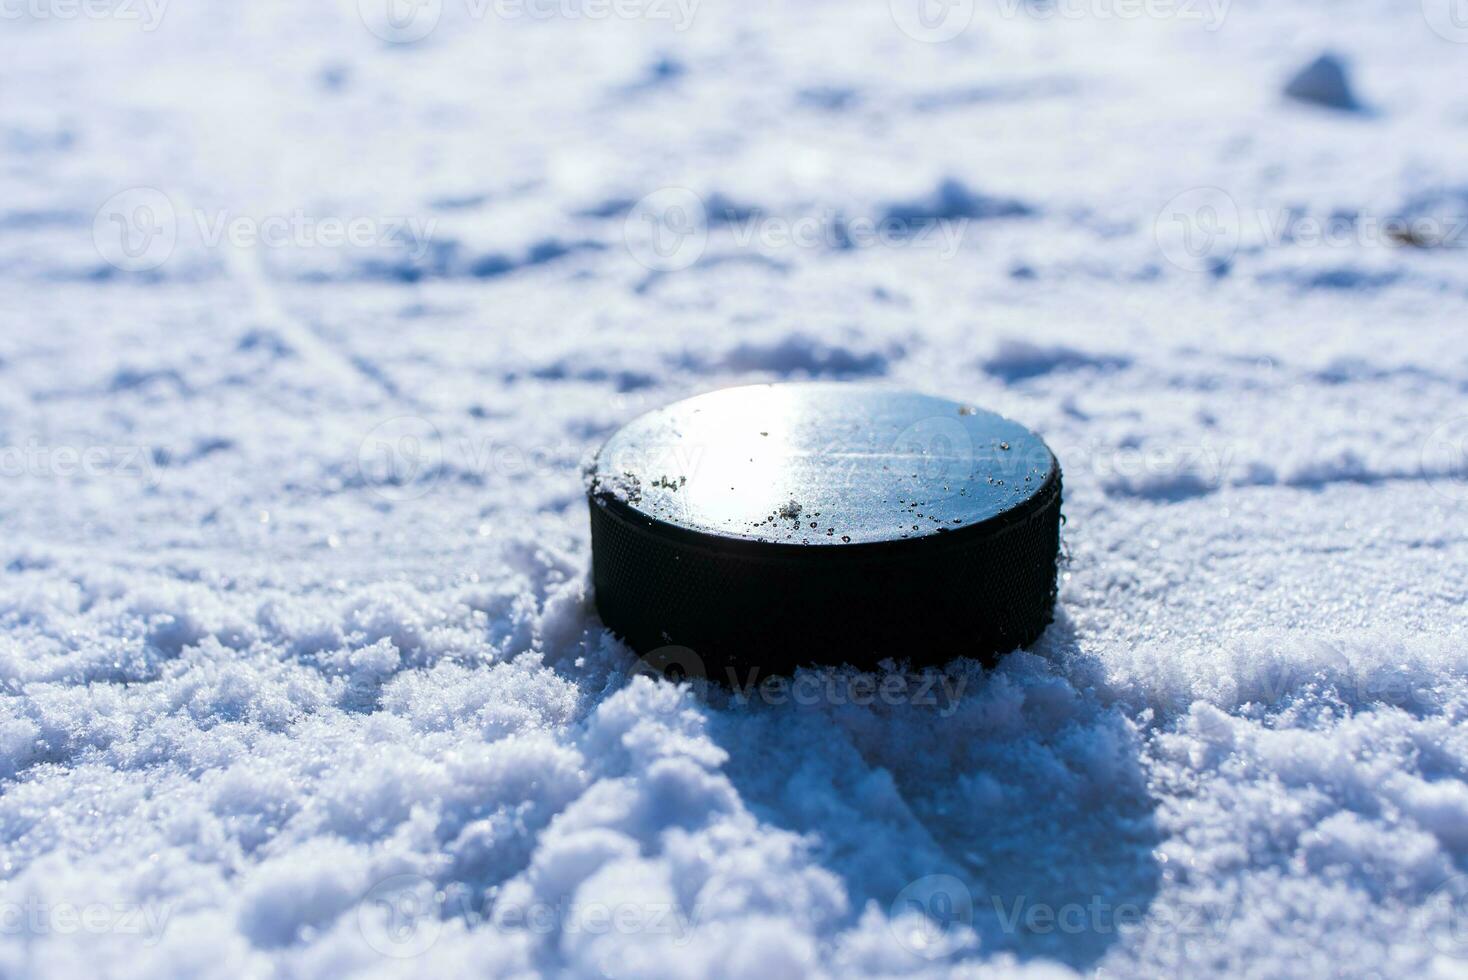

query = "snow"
[1283, 53, 1361, 112]
[1, 1, 1466, 976]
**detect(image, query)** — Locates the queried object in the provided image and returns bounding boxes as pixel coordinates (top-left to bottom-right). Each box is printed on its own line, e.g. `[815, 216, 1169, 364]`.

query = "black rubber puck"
[587, 383, 1062, 675]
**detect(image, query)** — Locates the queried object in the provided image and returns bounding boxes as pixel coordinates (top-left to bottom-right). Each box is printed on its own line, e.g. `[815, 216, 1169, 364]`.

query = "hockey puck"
[587, 384, 1062, 675]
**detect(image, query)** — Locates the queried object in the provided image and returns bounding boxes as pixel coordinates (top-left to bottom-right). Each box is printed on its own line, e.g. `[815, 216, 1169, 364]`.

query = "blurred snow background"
[1, 0, 1467, 976]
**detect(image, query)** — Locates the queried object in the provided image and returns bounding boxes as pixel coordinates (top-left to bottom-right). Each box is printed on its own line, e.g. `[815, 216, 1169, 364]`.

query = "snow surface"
[2, 1, 1467, 977]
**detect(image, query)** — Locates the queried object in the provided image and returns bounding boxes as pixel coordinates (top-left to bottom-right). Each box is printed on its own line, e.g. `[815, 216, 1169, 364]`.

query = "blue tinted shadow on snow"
[0, 208, 89, 230]
[702, 193, 762, 227]
[911, 76, 1079, 112]
[1309, 359, 1460, 389]
[632, 253, 792, 294]
[345, 238, 605, 283]
[2, 125, 75, 154]
[1101, 456, 1461, 503]
[108, 366, 193, 396]
[1282, 53, 1363, 113]
[709, 612, 1162, 971]
[795, 86, 861, 112]
[150, 437, 235, 469]
[978, 339, 1132, 382]
[235, 328, 297, 359]
[428, 192, 492, 211]
[1102, 471, 1219, 503]
[621, 54, 686, 94]
[881, 178, 1034, 228]
[575, 193, 760, 226]
[1262, 266, 1403, 291]
[673, 332, 898, 379]
[574, 197, 639, 219]
[719, 336, 892, 378]
[506, 361, 658, 393]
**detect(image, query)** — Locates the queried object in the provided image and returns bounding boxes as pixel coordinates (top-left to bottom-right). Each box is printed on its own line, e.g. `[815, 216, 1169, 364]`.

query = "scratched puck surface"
[590, 384, 1056, 548]
[587, 383, 1063, 670]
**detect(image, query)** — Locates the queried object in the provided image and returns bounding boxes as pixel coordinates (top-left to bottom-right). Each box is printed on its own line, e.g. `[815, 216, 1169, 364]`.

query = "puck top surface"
[590, 384, 1057, 548]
